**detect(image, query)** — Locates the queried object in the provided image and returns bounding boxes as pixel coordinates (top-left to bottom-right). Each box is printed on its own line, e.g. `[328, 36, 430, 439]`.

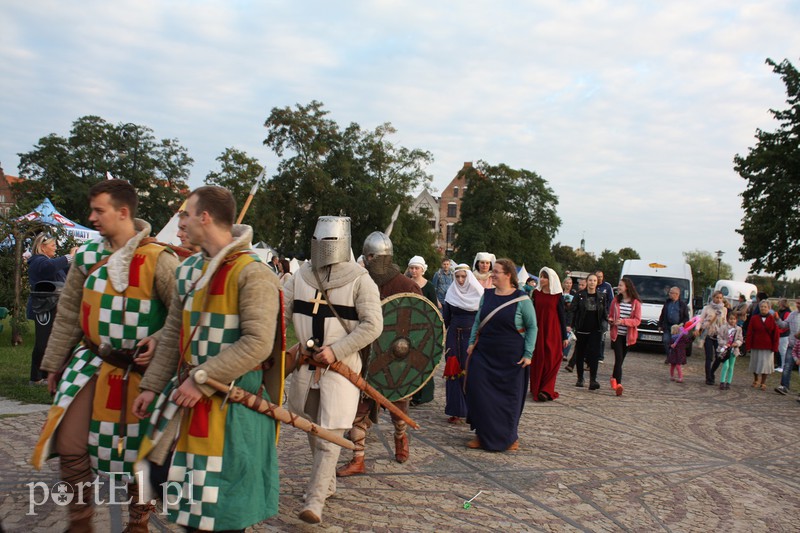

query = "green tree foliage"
[744, 274, 800, 298]
[595, 250, 623, 285]
[16, 116, 193, 230]
[735, 58, 800, 276]
[550, 244, 640, 282]
[550, 242, 595, 275]
[683, 249, 734, 296]
[204, 147, 267, 239]
[595, 247, 641, 285]
[261, 101, 436, 262]
[453, 162, 560, 269]
[0, 215, 50, 344]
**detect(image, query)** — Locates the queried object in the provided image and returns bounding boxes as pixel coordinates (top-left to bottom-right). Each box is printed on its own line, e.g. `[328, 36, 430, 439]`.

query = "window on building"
[428, 219, 436, 231]
[446, 223, 455, 243]
[447, 203, 457, 218]
[452, 187, 459, 198]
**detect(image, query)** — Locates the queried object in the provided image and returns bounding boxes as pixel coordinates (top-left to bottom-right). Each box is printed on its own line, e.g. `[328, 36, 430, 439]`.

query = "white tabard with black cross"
[286, 273, 364, 429]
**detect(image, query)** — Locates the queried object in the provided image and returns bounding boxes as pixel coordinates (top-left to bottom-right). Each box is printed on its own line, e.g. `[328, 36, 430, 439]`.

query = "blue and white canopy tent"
[17, 198, 100, 243]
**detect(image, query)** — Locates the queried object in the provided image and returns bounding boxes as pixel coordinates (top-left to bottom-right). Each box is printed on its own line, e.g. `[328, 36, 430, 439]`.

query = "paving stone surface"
[2, 347, 799, 531]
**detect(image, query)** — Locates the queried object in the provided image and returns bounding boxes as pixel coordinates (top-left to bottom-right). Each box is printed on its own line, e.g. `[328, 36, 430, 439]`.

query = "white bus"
[619, 260, 694, 349]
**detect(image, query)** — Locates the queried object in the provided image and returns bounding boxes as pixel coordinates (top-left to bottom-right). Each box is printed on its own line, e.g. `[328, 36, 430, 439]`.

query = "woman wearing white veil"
[442, 264, 484, 423]
[472, 252, 496, 289]
[530, 267, 569, 401]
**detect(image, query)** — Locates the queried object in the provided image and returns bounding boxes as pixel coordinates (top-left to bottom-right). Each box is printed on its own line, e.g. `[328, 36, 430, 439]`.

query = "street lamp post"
[714, 250, 724, 281]
[120, 123, 140, 180]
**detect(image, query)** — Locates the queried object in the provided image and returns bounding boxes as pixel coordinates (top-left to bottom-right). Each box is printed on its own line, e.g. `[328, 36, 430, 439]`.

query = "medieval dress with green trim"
[32, 239, 169, 478]
[144, 250, 279, 531]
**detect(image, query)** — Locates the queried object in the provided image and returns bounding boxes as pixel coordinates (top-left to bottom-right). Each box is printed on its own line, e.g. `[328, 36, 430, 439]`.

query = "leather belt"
[83, 337, 146, 375]
[83, 336, 144, 456]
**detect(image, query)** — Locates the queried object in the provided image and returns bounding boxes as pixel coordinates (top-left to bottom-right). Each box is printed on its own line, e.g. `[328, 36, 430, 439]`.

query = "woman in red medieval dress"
[530, 267, 569, 401]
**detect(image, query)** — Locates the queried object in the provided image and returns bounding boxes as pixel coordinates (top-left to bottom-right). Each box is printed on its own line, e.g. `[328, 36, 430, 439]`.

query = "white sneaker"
[775, 367, 784, 372]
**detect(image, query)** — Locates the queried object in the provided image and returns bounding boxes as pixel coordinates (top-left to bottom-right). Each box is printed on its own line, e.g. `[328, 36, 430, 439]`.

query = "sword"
[304, 339, 421, 430]
[193, 369, 360, 450]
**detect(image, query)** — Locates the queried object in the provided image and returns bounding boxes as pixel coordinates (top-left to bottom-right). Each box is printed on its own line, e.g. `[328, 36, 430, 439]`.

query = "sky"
[2, 0, 799, 281]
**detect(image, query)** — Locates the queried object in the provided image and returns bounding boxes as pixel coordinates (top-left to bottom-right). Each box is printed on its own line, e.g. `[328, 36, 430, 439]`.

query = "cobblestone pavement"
[2, 348, 799, 532]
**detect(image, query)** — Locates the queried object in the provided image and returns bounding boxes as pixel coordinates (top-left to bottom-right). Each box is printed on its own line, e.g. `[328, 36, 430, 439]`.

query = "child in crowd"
[718, 312, 744, 390]
[669, 324, 691, 382]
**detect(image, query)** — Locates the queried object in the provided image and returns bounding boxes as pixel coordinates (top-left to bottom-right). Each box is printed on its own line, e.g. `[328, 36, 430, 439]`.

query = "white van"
[619, 260, 694, 348]
[713, 280, 757, 307]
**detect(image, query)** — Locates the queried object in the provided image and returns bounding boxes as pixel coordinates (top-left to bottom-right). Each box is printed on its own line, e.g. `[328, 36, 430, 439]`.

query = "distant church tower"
[580, 233, 586, 252]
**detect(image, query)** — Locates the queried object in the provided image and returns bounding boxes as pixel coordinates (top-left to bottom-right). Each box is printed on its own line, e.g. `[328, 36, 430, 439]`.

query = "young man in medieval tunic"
[284, 216, 383, 524]
[31, 180, 180, 532]
[132, 186, 283, 531]
[336, 231, 423, 478]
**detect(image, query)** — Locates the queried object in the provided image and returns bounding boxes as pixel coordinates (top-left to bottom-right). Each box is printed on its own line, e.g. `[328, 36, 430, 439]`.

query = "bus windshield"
[624, 276, 691, 305]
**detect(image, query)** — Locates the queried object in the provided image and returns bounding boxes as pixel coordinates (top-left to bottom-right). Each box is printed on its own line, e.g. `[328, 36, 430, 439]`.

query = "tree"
[260, 102, 436, 261]
[550, 242, 596, 275]
[17, 116, 193, 230]
[618, 247, 641, 261]
[204, 147, 267, 240]
[745, 274, 800, 298]
[735, 58, 800, 276]
[0, 214, 50, 344]
[683, 250, 734, 296]
[595, 247, 641, 285]
[595, 249, 622, 285]
[454, 162, 560, 269]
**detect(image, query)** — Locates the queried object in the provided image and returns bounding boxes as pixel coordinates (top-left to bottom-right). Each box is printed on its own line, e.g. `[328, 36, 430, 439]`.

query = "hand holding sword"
[304, 339, 421, 430]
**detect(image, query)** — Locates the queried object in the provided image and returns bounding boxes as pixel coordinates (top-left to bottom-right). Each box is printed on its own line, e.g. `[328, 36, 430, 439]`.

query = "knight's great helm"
[362, 231, 393, 275]
[311, 216, 351, 268]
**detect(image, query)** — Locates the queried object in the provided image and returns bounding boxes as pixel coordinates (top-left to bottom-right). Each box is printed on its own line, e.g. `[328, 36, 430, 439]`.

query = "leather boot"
[336, 455, 365, 477]
[122, 502, 155, 533]
[394, 434, 409, 463]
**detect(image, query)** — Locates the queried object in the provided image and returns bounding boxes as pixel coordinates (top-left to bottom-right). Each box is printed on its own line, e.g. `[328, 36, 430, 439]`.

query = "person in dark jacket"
[26, 233, 76, 384]
[571, 273, 608, 390]
[658, 286, 690, 359]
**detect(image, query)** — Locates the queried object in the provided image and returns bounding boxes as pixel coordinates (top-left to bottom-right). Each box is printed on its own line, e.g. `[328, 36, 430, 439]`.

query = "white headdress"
[536, 266, 563, 295]
[445, 264, 484, 311]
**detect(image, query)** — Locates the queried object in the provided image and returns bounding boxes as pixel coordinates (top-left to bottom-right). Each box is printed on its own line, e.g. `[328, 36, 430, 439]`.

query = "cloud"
[2, 0, 800, 280]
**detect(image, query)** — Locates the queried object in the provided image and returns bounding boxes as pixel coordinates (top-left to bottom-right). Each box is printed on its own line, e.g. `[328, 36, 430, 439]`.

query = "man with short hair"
[134, 185, 283, 531]
[659, 286, 690, 360]
[283, 216, 383, 524]
[32, 180, 179, 532]
[595, 271, 614, 362]
[431, 258, 454, 309]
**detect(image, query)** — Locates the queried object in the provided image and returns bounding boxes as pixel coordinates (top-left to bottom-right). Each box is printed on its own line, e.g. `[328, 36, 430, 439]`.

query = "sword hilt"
[194, 369, 209, 384]
[306, 338, 321, 352]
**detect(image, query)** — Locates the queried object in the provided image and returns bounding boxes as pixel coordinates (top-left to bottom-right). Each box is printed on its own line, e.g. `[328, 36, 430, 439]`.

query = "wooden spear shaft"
[193, 369, 359, 450]
[296, 342, 420, 430]
[235, 168, 266, 224]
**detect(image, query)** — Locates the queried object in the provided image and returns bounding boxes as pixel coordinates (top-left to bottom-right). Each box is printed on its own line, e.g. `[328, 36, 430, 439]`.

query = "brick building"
[411, 161, 477, 256]
[0, 164, 23, 217]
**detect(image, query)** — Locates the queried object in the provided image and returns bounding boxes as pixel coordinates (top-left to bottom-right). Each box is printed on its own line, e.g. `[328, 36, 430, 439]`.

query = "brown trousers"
[55, 374, 149, 525]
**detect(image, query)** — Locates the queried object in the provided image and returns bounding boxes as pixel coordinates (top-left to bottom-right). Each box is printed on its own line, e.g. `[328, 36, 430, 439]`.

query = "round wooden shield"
[366, 292, 445, 402]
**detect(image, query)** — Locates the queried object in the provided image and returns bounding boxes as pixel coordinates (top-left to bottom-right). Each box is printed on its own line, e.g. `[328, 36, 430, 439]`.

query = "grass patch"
[0, 319, 52, 405]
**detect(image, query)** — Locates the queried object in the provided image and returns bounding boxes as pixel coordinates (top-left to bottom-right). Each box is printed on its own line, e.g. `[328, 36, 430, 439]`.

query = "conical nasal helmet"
[362, 231, 393, 260]
[311, 216, 351, 268]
